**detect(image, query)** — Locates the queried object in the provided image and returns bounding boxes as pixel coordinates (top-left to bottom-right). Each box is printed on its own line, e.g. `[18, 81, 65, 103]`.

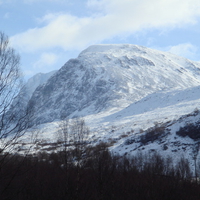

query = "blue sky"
[1, 0, 200, 79]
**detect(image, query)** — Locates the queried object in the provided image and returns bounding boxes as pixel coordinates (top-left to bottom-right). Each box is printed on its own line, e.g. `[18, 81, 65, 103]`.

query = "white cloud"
[11, 14, 92, 52]
[86, 0, 107, 13]
[33, 52, 58, 71]
[11, 0, 200, 52]
[168, 43, 198, 60]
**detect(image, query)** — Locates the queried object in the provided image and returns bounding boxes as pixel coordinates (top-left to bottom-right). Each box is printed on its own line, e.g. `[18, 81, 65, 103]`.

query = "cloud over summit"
[11, 0, 200, 52]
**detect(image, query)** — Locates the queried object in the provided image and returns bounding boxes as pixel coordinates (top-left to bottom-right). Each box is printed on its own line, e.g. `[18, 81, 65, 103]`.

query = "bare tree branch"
[0, 31, 32, 155]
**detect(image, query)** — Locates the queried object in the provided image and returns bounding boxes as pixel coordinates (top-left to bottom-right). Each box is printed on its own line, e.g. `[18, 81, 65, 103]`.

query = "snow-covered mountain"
[28, 44, 200, 125]
[10, 44, 200, 169]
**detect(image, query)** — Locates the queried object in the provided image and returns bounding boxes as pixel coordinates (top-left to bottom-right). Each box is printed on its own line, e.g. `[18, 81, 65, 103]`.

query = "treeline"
[0, 143, 200, 200]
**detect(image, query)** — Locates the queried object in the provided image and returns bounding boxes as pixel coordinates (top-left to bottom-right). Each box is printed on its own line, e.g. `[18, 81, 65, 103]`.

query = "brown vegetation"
[0, 143, 200, 200]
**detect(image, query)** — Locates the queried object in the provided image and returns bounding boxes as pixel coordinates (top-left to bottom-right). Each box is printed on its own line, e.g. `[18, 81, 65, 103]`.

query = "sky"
[1, 0, 200, 80]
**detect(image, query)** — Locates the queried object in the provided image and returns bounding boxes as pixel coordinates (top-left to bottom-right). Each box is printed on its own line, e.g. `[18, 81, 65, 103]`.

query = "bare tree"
[71, 118, 89, 165]
[56, 117, 90, 200]
[175, 156, 192, 181]
[68, 118, 89, 200]
[192, 142, 200, 183]
[58, 118, 70, 167]
[0, 31, 31, 155]
[57, 117, 90, 166]
[0, 31, 35, 197]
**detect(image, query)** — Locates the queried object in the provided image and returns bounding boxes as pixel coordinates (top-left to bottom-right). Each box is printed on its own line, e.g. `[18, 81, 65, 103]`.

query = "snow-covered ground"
[13, 84, 200, 164]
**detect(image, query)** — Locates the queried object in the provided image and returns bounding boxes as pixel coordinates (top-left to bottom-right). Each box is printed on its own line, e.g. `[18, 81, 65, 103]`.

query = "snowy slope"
[28, 44, 200, 124]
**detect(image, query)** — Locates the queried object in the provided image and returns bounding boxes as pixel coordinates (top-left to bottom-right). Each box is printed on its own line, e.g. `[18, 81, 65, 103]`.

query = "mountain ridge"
[27, 44, 200, 125]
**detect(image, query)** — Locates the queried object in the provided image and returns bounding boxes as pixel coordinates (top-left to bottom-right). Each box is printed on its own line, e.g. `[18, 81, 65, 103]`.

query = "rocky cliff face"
[28, 44, 200, 124]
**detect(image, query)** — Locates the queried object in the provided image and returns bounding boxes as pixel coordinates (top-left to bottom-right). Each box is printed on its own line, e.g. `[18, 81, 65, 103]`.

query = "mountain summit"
[28, 44, 200, 124]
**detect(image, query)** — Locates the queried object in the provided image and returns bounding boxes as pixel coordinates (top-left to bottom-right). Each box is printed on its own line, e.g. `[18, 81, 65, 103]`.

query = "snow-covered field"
[14, 85, 200, 165]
